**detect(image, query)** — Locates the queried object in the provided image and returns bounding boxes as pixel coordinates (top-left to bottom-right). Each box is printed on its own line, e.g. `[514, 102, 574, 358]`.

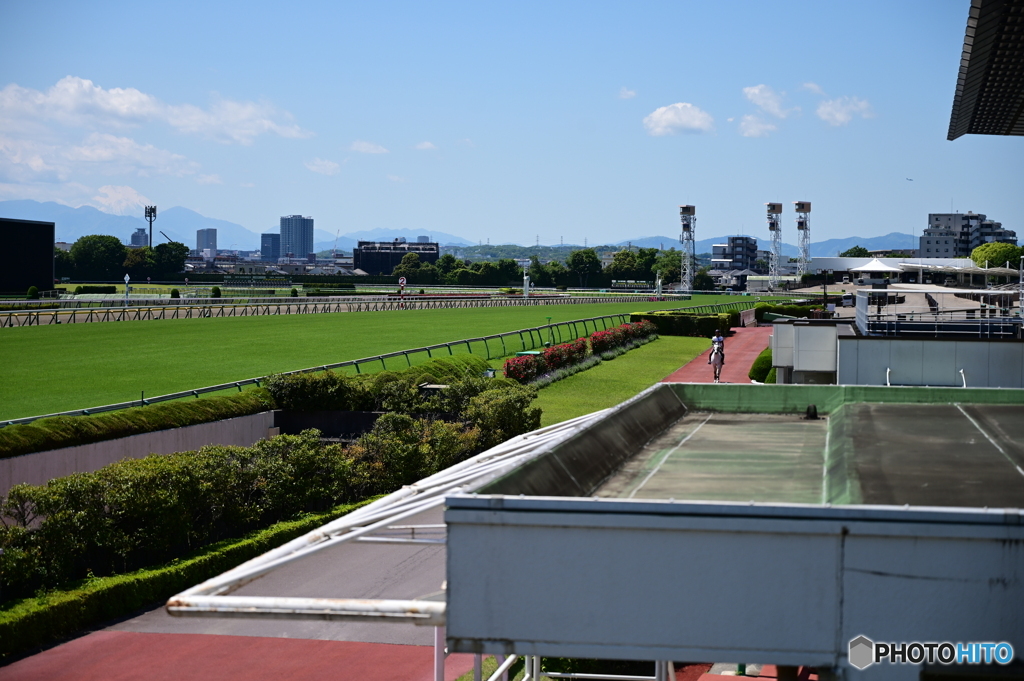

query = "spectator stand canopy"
[849, 258, 903, 273]
[948, 0, 1024, 140]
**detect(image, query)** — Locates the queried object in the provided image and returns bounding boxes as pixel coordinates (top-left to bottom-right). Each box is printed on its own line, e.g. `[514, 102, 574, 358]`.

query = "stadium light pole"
[145, 206, 157, 249]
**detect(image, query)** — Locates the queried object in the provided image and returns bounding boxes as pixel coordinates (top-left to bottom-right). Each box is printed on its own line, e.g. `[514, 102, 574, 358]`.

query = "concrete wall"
[837, 338, 1024, 387]
[0, 412, 275, 497]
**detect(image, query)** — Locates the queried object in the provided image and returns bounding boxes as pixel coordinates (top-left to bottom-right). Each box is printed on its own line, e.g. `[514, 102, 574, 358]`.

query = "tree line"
[392, 247, 697, 288]
[55, 235, 189, 282]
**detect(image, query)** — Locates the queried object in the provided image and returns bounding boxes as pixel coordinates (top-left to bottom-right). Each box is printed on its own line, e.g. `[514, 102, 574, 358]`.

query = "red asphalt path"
[661, 326, 773, 384]
[2, 631, 476, 681]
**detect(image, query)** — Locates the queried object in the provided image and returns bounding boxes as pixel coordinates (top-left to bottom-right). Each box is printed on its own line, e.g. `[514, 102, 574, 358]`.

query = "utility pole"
[145, 205, 157, 248]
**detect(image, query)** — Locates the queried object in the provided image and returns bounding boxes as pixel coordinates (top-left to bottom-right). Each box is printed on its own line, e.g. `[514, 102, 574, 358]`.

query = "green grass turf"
[0, 299, 725, 420]
[533, 336, 709, 427]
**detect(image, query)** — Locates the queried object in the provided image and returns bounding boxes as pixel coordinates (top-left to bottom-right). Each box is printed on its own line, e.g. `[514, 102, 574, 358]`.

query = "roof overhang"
[948, 0, 1024, 140]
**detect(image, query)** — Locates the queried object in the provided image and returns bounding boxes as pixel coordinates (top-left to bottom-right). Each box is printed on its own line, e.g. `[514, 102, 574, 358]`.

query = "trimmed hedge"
[502, 322, 657, 384]
[629, 311, 733, 337]
[752, 303, 818, 322]
[0, 391, 274, 460]
[749, 347, 773, 382]
[0, 497, 376, 661]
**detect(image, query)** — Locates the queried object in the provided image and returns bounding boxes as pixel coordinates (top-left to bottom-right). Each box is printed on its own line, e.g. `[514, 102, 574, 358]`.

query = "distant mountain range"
[617, 233, 918, 258]
[1, 200, 917, 257]
[0, 201, 475, 252]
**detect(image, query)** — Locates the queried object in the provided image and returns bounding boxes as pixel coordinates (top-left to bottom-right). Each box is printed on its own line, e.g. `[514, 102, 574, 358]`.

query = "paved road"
[661, 326, 773, 384]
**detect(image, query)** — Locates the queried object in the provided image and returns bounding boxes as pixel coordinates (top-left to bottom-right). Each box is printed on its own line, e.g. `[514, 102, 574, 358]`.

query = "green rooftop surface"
[593, 385, 1024, 508]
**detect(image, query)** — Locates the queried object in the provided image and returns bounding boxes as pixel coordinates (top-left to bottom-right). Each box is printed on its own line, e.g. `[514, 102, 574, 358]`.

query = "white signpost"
[123, 274, 130, 307]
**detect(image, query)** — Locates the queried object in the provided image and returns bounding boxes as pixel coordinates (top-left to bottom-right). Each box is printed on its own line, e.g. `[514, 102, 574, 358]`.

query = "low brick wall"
[0, 412, 275, 497]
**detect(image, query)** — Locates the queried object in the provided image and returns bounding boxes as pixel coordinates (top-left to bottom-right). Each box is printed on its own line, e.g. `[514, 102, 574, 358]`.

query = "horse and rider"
[707, 328, 725, 383]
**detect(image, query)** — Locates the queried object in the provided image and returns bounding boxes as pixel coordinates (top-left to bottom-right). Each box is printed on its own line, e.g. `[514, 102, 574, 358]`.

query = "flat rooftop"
[594, 404, 1024, 508]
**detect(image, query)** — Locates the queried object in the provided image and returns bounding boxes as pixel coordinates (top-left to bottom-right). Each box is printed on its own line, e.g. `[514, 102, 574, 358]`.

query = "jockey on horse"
[707, 328, 725, 382]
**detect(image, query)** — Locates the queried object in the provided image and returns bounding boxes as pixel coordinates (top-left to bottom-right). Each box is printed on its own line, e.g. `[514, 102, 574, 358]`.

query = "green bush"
[765, 367, 777, 384]
[753, 303, 817, 322]
[26, 286, 39, 300]
[74, 285, 84, 294]
[0, 430, 360, 601]
[748, 347, 772, 382]
[0, 391, 273, 459]
[629, 312, 731, 337]
[0, 497, 375, 661]
[210, 285, 221, 298]
[170, 288, 180, 298]
[464, 384, 541, 449]
[290, 287, 298, 297]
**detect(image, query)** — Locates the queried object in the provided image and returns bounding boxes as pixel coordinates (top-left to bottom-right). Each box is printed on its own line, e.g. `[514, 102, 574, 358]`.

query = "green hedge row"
[749, 347, 773, 382]
[0, 497, 376, 661]
[628, 311, 736, 337]
[753, 302, 819, 322]
[0, 391, 274, 460]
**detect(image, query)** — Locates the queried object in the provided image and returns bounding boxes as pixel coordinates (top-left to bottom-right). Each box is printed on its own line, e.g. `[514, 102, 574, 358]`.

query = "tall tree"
[634, 248, 659, 280]
[651, 248, 681, 283]
[528, 255, 551, 287]
[495, 258, 522, 284]
[566, 248, 601, 287]
[693, 266, 715, 291]
[153, 241, 189, 278]
[604, 251, 637, 277]
[971, 242, 1021, 269]
[839, 245, 871, 258]
[54, 247, 74, 280]
[123, 246, 156, 279]
[435, 253, 459, 277]
[70, 235, 127, 280]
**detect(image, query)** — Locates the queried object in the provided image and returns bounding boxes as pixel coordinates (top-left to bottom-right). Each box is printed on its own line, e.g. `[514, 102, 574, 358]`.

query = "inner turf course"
[0, 299, 701, 421]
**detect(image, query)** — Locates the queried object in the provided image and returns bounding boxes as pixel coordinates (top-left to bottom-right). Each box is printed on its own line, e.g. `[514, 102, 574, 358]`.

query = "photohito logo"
[848, 636, 1015, 670]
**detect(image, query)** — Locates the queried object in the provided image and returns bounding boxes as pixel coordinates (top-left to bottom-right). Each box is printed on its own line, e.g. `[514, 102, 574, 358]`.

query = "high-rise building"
[130, 228, 148, 247]
[280, 215, 314, 258]
[197, 228, 217, 255]
[711, 237, 759, 271]
[919, 212, 1016, 257]
[261, 233, 281, 262]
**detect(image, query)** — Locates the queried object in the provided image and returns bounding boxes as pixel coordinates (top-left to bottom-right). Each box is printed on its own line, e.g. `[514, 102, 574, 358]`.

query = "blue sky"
[1, 0, 1020, 245]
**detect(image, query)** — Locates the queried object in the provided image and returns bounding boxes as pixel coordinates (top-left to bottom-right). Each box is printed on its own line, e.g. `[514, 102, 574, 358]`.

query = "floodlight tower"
[679, 205, 696, 291]
[794, 201, 811, 277]
[145, 205, 157, 248]
[766, 203, 783, 291]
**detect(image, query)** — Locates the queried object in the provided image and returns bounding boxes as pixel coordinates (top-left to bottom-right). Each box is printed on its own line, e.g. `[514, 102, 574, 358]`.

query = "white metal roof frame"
[165, 409, 611, 625]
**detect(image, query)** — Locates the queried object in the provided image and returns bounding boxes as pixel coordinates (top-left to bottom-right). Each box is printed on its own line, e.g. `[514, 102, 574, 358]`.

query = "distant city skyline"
[1, 1, 1020, 247]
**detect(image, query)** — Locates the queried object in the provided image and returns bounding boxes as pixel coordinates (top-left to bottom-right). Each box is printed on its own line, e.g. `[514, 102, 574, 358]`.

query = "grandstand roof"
[948, 0, 1024, 140]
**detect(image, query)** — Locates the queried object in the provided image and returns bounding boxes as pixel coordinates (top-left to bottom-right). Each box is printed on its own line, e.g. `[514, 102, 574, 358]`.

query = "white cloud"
[801, 82, 826, 96]
[738, 115, 777, 138]
[619, 87, 636, 100]
[305, 157, 340, 175]
[387, 174, 406, 182]
[351, 140, 389, 154]
[0, 76, 312, 145]
[92, 185, 151, 214]
[816, 96, 873, 126]
[414, 141, 437, 150]
[643, 103, 715, 136]
[66, 133, 198, 176]
[742, 84, 796, 118]
[196, 173, 222, 184]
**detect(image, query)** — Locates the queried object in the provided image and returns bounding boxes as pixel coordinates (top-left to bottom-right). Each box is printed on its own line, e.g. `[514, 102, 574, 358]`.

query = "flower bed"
[503, 321, 657, 384]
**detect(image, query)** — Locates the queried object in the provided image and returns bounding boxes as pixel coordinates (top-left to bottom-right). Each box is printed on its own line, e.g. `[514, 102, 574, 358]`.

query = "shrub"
[748, 347, 773, 382]
[210, 286, 221, 298]
[26, 286, 39, 300]
[0, 497, 375, 662]
[74, 285, 83, 294]
[290, 288, 298, 297]
[503, 355, 542, 383]
[463, 385, 541, 449]
[0, 430, 358, 601]
[265, 370, 360, 412]
[629, 312, 730, 337]
[169, 288, 180, 298]
[541, 338, 588, 371]
[589, 329, 620, 354]
[765, 367, 777, 384]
